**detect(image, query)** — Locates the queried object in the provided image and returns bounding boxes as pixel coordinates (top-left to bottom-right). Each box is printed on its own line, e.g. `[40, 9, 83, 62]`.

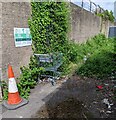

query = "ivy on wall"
[28, 1, 74, 74]
[28, 1, 70, 54]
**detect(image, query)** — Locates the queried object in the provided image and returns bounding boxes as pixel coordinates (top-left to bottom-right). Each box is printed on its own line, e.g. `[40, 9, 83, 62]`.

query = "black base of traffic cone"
[2, 98, 28, 110]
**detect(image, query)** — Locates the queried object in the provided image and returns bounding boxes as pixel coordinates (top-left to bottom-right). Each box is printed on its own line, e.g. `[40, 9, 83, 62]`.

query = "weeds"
[75, 34, 115, 80]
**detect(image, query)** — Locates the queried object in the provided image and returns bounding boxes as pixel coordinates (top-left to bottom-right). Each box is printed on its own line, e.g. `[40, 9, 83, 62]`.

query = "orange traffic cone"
[7, 64, 22, 104]
[2, 64, 28, 110]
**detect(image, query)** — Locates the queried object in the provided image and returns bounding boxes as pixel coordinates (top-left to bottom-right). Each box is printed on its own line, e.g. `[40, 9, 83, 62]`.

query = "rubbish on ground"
[96, 85, 103, 90]
[104, 83, 109, 86]
[99, 110, 105, 113]
[56, 77, 60, 80]
[106, 111, 112, 114]
[48, 78, 55, 86]
[62, 79, 67, 83]
[108, 105, 111, 109]
[111, 76, 114, 79]
[111, 80, 116, 82]
[102, 98, 113, 109]
[83, 56, 87, 62]
[19, 116, 23, 118]
[110, 103, 113, 106]
[38, 80, 42, 83]
[93, 101, 98, 104]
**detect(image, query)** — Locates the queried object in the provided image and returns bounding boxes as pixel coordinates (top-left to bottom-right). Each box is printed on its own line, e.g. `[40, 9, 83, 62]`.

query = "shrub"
[76, 35, 115, 79]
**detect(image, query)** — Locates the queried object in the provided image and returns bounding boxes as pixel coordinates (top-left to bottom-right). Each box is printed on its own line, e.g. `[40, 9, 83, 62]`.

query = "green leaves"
[1, 81, 8, 100]
[76, 35, 115, 80]
[28, 2, 71, 74]
[17, 65, 44, 99]
[96, 10, 115, 22]
[28, 2, 69, 54]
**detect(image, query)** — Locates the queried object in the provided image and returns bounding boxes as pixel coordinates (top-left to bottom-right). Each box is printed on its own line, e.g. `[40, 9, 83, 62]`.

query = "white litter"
[104, 83, 109, 86]
[19, 116, 23, 118]
[106, 111, 112, 114]
[83, 56, 87, 62]
[48, 78, 54, 82]
[38, 80, 42, 83]
[102, 98, 113, 109]
[61, 80, 66, 83]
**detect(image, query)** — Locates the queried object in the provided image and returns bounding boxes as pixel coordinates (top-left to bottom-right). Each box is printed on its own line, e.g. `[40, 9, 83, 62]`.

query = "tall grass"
[68, 34, 115, 80]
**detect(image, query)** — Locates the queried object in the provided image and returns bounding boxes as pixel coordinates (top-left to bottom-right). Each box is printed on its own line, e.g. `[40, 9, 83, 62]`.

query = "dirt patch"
[34, 98, 93, 118]
[32, 74, 116, 118]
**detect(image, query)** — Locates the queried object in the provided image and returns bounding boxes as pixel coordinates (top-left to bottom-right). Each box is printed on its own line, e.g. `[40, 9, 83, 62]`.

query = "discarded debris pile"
[95, 72, 116, 118]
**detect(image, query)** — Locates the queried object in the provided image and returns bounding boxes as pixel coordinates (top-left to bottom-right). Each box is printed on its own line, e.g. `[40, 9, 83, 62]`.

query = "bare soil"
[32, 74, 116, 118]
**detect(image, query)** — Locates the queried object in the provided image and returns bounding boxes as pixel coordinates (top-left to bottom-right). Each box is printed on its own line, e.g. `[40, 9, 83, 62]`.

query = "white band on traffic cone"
[8, 78, 18, 93]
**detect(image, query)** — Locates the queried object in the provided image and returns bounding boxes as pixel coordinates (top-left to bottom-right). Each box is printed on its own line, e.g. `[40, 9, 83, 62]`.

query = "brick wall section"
[2, 2, 32, 80]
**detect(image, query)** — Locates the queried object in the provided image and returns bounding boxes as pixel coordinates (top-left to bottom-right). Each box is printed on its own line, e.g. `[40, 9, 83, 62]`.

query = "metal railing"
[73, 0, 105, 14]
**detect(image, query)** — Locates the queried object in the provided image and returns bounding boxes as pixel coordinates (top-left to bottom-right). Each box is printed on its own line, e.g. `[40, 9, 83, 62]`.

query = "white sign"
[14, 28, 32, 47]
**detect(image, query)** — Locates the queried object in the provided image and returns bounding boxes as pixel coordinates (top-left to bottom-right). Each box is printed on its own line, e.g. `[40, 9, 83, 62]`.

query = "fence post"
[90, 1, 92, 12]
[92, 2, 97, 14]
[82, 0, 84, 8]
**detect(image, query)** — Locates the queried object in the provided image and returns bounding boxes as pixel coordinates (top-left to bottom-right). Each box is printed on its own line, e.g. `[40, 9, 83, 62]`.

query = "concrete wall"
[101, 19, 114, 37]
[0, 2, 2, 100]
[2, 2, 32, 80]
[0, 3, 2, 75]
[69, 3, 113, 43]
[114, 22, 116, 26]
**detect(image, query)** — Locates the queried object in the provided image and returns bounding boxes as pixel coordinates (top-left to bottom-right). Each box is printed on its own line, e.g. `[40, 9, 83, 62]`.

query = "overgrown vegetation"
[1, 81, 8, 100]
[28, 1, 72, 74]
[18, 1, 71, 99]
[2, 1, 115, 100]
[2, 61, 44, 99]
[28, 2, 69, 53]
[17, 66, 44, 98]
[2, 1, 70, 100]
[74, 35, 116, 99]
[97, 10, 115, 22]
[75, 35, 115, 79]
